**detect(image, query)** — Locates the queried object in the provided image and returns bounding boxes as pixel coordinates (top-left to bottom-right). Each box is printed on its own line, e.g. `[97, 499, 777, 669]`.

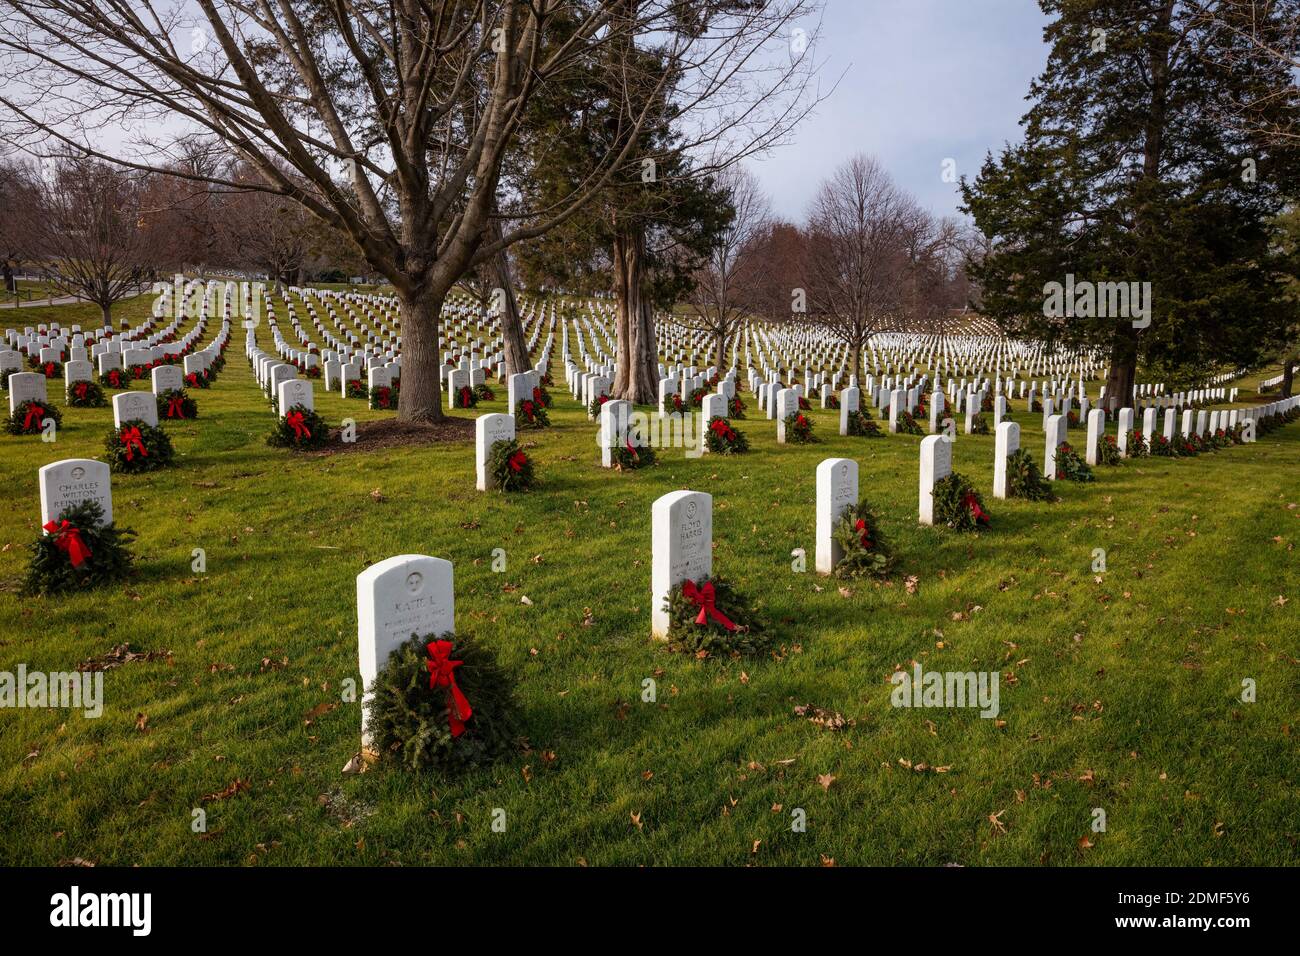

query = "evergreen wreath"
[183, 371, 210, 390]
[662, 576, 769, 657]
[531, 385, 554, 409]
[797, 395, 812, 411]
[932, 472, 991, 531]
[367, 633, 519, 773]
[67, 380, 107, 408]
[99, 368, 128, 389]
[705, 416, 749, 453]
[127, 363, 151, 380]
[980, 392, 994, 413]
[345, 378, 368, 399]
[39, 359, 64, 379]
[371, 384, 398, 410]
[6, 399, 61, 436]
[473, 383, 495, 402]
[106, 420, 175, 473]
[588, 393, 610, 419]
[824, 393, 840, 410]
[1095, 433, 1121, 466]
[831, 499, 896, 579]
[1125, 429, 1150, 457]
[846, 407, 883, 437]
[728, 395, 747, 419]
[515, 397, 551, 428]
[688, 385, 709, 410]
[1150, 433, 1179, 457]
[611, 437, 657, 471]
[668, 393, 685, 414]
[1177, 434, 1202, 456]
[22, 500, 135, 597]
[267, 404, 331, 451]
[157, 388, 199, 421]
[782, 410, 816, 443]
[1004, 449, 1053, 501]
[968, 412, 990, 435]
[896, 410, 924, 435]
[1054, 441, 1094, 481]
[1209, 428, 1232, 450]
[488, 438, 537, 491]
[1066, 410, 1080, 428]
[1030, 398, 1043, 412]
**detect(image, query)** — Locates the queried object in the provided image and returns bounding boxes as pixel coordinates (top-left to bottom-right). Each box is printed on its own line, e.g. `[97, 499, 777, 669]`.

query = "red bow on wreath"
[624, 437, 639, 461]
[459, 386, 471, 406]
[119, 426, 147, 460]
[508, 451, 527, 473]
[107, 371, 122, 386]
[74, 382, 89, 400]
[709, 418, 735, 442]
[962, 492, 989, 526]
[596, 394, 608, 406]
[185, 373, 199, 387]
[522, 399, 535, 418]
[425, 639, 472, 737]
[166, 396, 185, 418]
[286, 410, 311, 440]
[23, 404, 47, 431]
[377, 387, 391, 408]
[43, 362, 56, 376]
[43, 520, 92, 569]
[532, 386, 544, 403]
[683, 580, 738, 632]
[854, 518, 872, 549]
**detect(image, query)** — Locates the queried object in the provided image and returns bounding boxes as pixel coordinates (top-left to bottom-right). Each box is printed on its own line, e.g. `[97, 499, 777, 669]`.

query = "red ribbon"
[425, 639, 472, 737]
[185, 373, 199, 387]
[74, 382, 89, 400]
[508, 451, 527, 473]
[855, 518, 872, 549]
[119, 426, 147, 460]
[710, 418, 735, 442]
[963, 492, 989, 526]
[286, 410, 311, 440]
[166, 396, 185, 418]
[43, 362, 56, 376]
[522, 399, 535, 418]
[43, 519, 92, 568]
[376, 387, 391, 408]
[532, 386, 544, 404]
[625, 437, 639, 461]
[459, 386, 471, 406]
[22, 404, 46, 431]
[683, 580, 738, 631]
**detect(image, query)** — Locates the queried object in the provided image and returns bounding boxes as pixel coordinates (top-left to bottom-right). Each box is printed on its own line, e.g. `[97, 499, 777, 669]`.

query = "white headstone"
[112, 390, 159, 429]
[816, 458, 858, 574]
[919, 435, 953, 526]
[993, 421, 1020, 499]
[651, 491, 712, 639]
[39, 458, 113, 526]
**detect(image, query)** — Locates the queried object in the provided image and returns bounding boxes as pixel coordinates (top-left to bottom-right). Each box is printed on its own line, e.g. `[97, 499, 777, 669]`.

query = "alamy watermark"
[1043, 274, 1151, 328]
[891, 663, 1000, 718]
[0, 665, 103, 718]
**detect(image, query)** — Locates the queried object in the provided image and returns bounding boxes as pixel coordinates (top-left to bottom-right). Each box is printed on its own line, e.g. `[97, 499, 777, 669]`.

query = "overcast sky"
[751, 0, 1050, 224]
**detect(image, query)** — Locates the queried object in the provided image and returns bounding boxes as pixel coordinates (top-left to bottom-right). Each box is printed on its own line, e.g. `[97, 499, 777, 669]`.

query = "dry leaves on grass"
[76, 644, 171, 672]
[201, 779, 250, 803]
[793, 704, 855, 731]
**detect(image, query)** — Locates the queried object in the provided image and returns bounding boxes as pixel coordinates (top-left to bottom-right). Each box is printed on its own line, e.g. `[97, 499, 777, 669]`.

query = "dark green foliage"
[106, 420, 175, 473]
[368, 633, 519, 773]
[895, 411, 923, 435]
[782, 411, 815, 443]
[531, 386, 553, 410]
[1126, 429, 1150, 458]
[473, 383, 495, 402]
[157, 388, 198, 421]
[588, 395, 611, 419]
[266, 405, 331, 451]
[99, 368, 127, 389]
[1054, 442, 1094, 482]
[489, 438, 537, 491]
[846, 408, 882, 437]
[1005, 449, 1054, 501]
[728, 395, 746, 419]
[345, 379, 367, 399]
[370, 384, 398, 410]
[611, 439, 656, 471]
[933, 472, 991, 531]
[1096, 433, 1121, 466]
[7, 399, 61, 435]
[22, 501, 135, 596]
[1151, 433, 1179, 457]
[831, 499, 896, 579]
[67, 380, 107, 408]
[969, 412, 990, 435]
[663, 576, 770, 658]
[515, 398, 550, 428]
[705, 416, 748, 454]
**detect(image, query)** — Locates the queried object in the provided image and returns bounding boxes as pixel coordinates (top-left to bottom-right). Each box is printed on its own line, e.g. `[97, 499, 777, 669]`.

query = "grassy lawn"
[0, 293, 1297, 867]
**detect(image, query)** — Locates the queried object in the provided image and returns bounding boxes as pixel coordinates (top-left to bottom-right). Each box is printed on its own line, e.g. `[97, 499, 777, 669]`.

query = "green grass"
[1, 294, 1297, 867]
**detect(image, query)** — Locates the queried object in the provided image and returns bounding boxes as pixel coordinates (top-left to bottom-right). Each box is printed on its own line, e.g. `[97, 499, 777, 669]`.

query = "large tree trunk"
[2, 260, 14, 293]
[488, 219, 530, 377]
[397, 286, 445, 423]
[1102, 326, 1138, 411]
[612, 221, 659, 404]
[100, 302, 112, 325]
[1282, 354, 1298, 398]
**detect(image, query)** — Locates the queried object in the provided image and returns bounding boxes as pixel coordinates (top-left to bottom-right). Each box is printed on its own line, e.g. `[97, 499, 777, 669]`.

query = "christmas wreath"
[797, 395, 812, 411]
[1004, 448, 1053, 501]
[783, 410, 816, 443]
[588, 393, 610, 419]
[688, 385, 709, 410]
[662, 576, 769, 657]
[345, 378, 368, 399]
[6, 399, 61, 436]
[267, 405, 331, 450]
[371, 384, 398, 410]
[127, 363, 151, 381]
[1095, 433, 1121, 465]
[532, 385, 554, 409]
[367, 633, 519, 773]
[157, 388, 199, 421]
[184, 371, 210, 390]
[611, 437, 657, 471]
[728, 395, 747, 419]
[1030, 398, 1043, 413]
[1177, 434, 1202, 456]
[1125, 429, 1150, 457]
[1054, 441, 1094, 481]
[67, 380, 107, 408]
[705, 416, 749, 454]
[515, 397, 550, 428]
[846, 407, 883, 437]
[968, 412, 990, 435]
[473, 383, 495, 402]
[488, 438, 537, 491]
[1066, 410, 1080, 428]
[99, 368, 127, 389]
[21, 501, 135, 596]
[106, 420, 175, 473]
[1228, 424, 1247, 445]
[896, 410, 924, 435]
[824, 393, 840, 410]
[1209, 428, 1232, 450]
[932, 472, 991, 531]
[39, 359, 63, 379]
[831, 499, 896, 579]
[451, 384, 476, 410]
[1150, 433, 1178, 457]
[980, 393, 994, 413]
[668, 393, 685, 414]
